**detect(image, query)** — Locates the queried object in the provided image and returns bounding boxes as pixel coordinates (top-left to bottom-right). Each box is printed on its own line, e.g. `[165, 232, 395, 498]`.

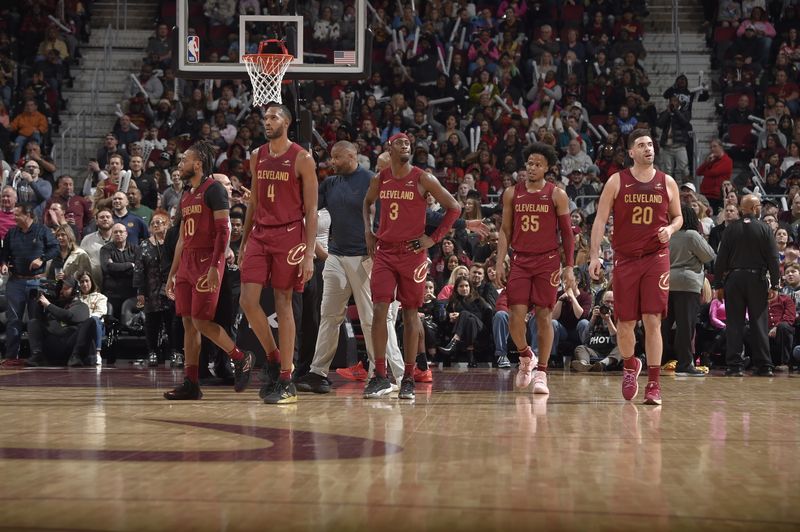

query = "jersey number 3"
[631, 206, 653, 225]
[519, 214, 540, 232]
[389, 202, 399, 220]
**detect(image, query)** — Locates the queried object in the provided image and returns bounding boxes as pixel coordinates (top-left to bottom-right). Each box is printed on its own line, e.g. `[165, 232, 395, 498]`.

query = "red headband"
[389, 133, 409, 144]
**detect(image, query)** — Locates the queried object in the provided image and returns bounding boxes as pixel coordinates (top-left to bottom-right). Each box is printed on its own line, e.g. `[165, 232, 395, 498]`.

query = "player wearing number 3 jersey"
[589, 129, 683, 406]
[239, 103, 318, 405]
[495, 142, 576, 397]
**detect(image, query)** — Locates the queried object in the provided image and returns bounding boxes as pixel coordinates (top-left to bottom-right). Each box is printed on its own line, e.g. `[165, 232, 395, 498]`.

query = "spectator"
[656, 95, 691, 182]
[10, 99, 48, 163]
[46, 175, 92, 235]
[113, 115, 140, 154]
[80, 208, 114, 289]
[724, 94, 753, 126]
[125, 64, 163, 105]
[437, 276, 494, 366]
[757, 117, 787, 151]
[100, 223, 139, 319]
[24, 140, 57, 185]
[764, 290, 795, 371]
[145, 24, 173, 69]
[0, 203, 58, 364]
[469, 262, 498, 308]
[661, 203, 716, 376]
[571, 290, 621, 372]
[697, 139, 733, 212]
[561, 139, 593, 176]
[25, 278, 91, 367]
[76, 270, 108, 366]
[46, 224, 92, 282]
[126, 186, 153, 225]
[437, 264, 470, 300]
[736, 6, 776, 65]
[96, 133, 129, 169]
[133, 212, 173, 367]
[110, 191, 149, 244]
[551, 281, 592, 359]
[709, 203, 740, 252]
[11, 158, 51, 221]
[161, 167, 184, 215]
[0, 185, 16, 238]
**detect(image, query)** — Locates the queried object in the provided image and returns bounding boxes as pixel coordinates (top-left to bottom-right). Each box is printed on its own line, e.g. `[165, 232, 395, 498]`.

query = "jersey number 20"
[631, 206, 653, 225]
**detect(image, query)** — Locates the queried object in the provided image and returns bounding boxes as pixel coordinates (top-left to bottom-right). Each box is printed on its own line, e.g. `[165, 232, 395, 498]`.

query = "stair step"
[88, 28, 154, 48]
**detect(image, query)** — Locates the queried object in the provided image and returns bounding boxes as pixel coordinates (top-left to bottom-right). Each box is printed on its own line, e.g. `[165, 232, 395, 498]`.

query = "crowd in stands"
[0, 0, 799, 375]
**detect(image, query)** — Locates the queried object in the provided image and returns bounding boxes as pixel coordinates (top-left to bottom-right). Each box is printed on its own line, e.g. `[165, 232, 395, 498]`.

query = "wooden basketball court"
[1, 367, 798, 531]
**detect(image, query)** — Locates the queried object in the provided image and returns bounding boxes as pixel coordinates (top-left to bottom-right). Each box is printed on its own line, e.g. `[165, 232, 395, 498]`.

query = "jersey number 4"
[266, 184, 276, 202]
[519, 214, 540, 232]
[631, 206, 653, 225]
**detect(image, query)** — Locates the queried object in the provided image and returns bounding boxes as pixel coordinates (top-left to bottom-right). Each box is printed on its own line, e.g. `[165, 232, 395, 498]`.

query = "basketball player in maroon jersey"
[362, 133, 460, 400]
[239, 103, 318, 405]
[164, 141, 254, 400]
[495, 142, 577, 395]
[589, 130, 683, 405]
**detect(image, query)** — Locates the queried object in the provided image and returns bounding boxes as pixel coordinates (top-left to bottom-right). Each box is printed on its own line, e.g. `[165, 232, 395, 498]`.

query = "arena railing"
[115, 0, 128, 31]
[672, 0, 682, 75]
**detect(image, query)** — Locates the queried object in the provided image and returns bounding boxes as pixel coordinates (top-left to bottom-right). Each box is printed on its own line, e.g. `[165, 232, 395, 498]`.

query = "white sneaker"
[532, 371, 549, 394]
[94, 353, 102, 366]
[515, 356, 534, 388]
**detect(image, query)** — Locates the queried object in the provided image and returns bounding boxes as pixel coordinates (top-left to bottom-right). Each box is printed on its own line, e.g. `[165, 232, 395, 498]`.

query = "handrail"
[58, 126, 73, 171]
[114, 0, 128, 31]
[673, 0, 681, 74]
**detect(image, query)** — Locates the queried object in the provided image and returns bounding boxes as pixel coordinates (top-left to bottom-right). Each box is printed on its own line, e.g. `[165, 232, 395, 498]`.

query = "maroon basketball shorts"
[175, 248, 226, 320]
[240, 220, 306, 292]
[371, 242, 428, 309]
[613, 250, 670, 321]
[506, 251, 561, 309]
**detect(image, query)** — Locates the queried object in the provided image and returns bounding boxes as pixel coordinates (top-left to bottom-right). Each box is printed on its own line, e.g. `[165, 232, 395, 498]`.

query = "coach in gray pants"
[295, 141, 405, 393]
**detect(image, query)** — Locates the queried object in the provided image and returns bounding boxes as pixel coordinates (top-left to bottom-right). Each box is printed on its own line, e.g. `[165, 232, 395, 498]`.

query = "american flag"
[334, 50, 356, 64]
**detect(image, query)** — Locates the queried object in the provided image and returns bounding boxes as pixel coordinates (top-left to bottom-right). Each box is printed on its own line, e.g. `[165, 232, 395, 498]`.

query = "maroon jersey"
[511, 181, 559, 254]
[180, 177, 218, 250]
[612, 168, 670, 258]
[254, 142, 304, 227]
[376, 166, 427, 243]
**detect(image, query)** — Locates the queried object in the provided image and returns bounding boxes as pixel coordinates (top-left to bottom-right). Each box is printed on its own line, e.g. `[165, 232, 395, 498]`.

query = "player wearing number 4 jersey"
[590, 129, 683, 405]
[495, 142, 577, 396]
[164, 140, 254, 400]
[239, 103, 318, 405]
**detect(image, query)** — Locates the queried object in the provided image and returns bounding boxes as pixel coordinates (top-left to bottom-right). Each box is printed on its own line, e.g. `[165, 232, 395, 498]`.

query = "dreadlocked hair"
[188, 139, 217, 178]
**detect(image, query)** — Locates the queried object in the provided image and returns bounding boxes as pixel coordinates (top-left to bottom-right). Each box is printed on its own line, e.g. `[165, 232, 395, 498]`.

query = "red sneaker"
[622, 357, 642, 401]
[413, 367, 433, 383]
[336, 361, 368, 381]
[643, 381, 662, 405]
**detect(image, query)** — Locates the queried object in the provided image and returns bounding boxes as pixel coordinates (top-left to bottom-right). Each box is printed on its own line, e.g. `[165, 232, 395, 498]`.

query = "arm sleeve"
[430, 206, 461, 243]
[558, 213, 575, 266]
[203, 180, 230, 211]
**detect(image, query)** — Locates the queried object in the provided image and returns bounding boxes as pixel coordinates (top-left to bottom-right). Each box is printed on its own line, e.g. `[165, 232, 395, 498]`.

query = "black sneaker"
[263, 379, 297, 404]
[398, 376, 415, 400]
[164, 378, 203, 400]
[496, 354, 511, 368]
[262, 359, 280, 387]
[67, 354, 84, 367]
[755, 366, 774, 377]
[675, 366, 706, 377]
[295, 372, 332, 394]
[363, 375, 392, 398]
[232, 351, 254, 393]
[26, 353, 46, 367]
[147, 352, 159, 367]
[724, 367, 744, 377]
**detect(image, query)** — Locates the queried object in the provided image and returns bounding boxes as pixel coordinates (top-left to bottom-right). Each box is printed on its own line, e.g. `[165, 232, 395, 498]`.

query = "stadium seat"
[714, 26, 737, 44]
[724, 92, 754, 110]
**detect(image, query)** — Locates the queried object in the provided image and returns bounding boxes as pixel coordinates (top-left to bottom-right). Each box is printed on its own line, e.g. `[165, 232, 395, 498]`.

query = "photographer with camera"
[571, 290, 622, 372]
[25, 278, 91, 367]
[0, 203, 58, 365]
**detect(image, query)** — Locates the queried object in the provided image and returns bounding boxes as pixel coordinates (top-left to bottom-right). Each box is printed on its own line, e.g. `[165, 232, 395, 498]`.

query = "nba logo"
[187, 36, 200, 63]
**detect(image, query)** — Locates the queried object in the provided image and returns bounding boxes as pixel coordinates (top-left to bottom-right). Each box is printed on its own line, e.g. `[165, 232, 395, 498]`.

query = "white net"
[242, 53, 293, 105]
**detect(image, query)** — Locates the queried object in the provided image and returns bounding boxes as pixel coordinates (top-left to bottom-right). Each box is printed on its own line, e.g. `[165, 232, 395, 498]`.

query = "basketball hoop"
[242, 39, 293, 106]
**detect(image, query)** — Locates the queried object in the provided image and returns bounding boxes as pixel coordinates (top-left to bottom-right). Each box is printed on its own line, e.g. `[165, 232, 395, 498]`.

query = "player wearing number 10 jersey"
[495, 142, 576, 397]
[589, 129, 683, 406]
[239, 103, 318, 405]
[164, 140, 254, 401]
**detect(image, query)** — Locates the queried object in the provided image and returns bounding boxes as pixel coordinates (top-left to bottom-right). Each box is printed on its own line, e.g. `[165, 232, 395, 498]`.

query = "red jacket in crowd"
[768, 294, 796, 329]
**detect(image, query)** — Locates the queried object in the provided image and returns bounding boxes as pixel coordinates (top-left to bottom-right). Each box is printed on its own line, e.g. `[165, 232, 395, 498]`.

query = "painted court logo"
[413, 261, 429, 283]
[658, 272, 670, 291]
[286, 243, 306, 266]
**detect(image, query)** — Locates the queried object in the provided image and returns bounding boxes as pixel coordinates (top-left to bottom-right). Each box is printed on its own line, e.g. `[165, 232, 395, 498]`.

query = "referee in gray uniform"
[714, 194, 781, 376]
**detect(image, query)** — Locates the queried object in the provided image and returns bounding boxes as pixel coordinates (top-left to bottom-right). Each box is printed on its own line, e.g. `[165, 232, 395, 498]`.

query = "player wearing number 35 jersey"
[495, 142, 576, 397]
[589, 129, 683, 406]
